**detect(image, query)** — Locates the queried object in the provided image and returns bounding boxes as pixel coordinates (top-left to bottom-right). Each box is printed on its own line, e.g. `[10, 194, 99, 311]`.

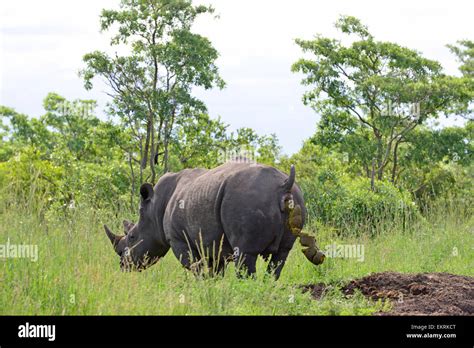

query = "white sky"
[0, 0, 472, 154]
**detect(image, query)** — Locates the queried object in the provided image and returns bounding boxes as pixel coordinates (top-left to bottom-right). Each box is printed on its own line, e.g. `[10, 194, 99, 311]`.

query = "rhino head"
[104, 183, 170, 271]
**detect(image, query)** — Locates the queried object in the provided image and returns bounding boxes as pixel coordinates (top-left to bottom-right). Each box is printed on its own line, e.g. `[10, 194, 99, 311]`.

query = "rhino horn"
[104, 225, 122, 251]
[123, 220, 135, 235]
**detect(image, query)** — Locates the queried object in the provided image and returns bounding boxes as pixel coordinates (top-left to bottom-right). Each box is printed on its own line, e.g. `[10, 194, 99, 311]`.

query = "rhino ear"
[123, 220, 135, 235]
[140, 183, 154, 202]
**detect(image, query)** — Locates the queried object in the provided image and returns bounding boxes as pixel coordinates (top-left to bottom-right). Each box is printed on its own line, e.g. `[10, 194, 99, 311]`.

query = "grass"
[0, 202, 472, 315]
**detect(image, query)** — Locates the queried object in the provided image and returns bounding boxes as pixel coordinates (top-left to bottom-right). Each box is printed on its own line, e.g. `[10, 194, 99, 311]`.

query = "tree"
[0, 94, 132, 211]
[171, 112, 229, 169]
[292, 16, 473, 182]
[447, 40, 474, 119]
[395, 122, 473, 200]
[227, 127, 281, 165]
[448, 40, 474, 78]
[256, 133, 281, 165]
[0, 106, 52, 155]
[81, 0, 225, 183]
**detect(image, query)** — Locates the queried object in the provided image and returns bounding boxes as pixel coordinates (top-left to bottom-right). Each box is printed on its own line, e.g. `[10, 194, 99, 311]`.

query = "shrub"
[300, 170, 419, 236]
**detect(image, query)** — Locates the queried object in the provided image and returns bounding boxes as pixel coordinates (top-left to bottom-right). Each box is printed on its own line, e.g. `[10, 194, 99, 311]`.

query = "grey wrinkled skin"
[104, 161, 309, 279]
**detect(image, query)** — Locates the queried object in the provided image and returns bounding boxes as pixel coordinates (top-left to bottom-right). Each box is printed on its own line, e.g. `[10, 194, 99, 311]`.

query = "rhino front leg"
[171, 241, 197, 270]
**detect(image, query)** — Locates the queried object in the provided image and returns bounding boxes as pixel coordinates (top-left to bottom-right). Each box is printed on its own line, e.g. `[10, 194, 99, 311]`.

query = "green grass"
[0, 203, 472, 315]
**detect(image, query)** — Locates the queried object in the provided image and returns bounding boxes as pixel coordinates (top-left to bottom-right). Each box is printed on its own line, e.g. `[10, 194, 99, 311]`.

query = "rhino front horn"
[104, 225, 122, 250]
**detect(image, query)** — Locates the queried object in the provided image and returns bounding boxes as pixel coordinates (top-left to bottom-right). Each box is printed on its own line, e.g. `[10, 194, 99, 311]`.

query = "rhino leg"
[209, 257, 226, 276]
[266, 249, 291, 280]
[171, 239, 229, 277]
[171, 241, 197, 270]
[265, 226, 297, 280]
[234, 252, 257, 278]
[207, 237, 232, 276]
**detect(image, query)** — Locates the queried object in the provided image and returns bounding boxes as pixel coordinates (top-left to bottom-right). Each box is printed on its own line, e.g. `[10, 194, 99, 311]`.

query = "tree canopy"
[292, 15, 473, 182]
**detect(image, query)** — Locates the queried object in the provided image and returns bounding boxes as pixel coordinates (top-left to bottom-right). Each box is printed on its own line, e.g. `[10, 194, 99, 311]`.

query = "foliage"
[448, 39, 474, 78]
[292, 15, 473, 182]
[0, 94, 131, 213]
[279, 141, 418, 236]
[81, 0, 225, 182]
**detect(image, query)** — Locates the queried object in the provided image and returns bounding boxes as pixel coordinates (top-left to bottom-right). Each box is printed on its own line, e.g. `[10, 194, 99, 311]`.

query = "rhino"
[104, 161, 324, 279]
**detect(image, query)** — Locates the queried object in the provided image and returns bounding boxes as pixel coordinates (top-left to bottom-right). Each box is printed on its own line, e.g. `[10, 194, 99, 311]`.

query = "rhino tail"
[288, 204, 325, 266]
[279, 165, 296, 212]
[282, 164, 295, 193]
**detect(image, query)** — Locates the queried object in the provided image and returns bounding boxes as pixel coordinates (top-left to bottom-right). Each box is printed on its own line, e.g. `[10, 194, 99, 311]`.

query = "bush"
[0, 146, 63, 214]
[0, 146, 132, 219]
[300, 170, 419, 237]
[410, 162, 474, 216]
[278, 141, 419, 236]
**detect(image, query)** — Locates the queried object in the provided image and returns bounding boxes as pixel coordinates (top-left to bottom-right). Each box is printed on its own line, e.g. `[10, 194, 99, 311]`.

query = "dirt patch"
[303, 272, 474, 315]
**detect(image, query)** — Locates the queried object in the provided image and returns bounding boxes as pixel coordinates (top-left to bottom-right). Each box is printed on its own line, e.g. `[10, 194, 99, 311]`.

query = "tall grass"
[0, 192, 472, 315]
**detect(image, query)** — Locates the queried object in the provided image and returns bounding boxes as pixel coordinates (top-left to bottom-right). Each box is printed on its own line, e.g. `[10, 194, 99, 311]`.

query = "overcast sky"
[0, 0, 472, 155]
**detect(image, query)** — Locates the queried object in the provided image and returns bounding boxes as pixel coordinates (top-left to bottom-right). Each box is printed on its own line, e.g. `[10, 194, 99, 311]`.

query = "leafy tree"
[293, 16, 473, 182]
[255, 133, 281, 165]
[42, 93, 100, 161]
[1, 94, 133, 211]
[395, 122, 473, 204]
[448, 40, 474, 78]
[81, 0, 225, 183]
[0, 106, 52, 154]
[447, 40, 474, 119]
[278, 140, 418, 235]
[225, 127, 281, 165]
[171, 112, 228, 169]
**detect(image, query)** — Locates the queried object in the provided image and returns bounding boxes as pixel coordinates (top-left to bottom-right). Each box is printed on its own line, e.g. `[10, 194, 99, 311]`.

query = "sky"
[0, 0, 472, 155]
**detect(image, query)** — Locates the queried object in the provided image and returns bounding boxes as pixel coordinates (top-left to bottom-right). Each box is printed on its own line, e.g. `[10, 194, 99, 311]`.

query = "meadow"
[1, 199, 471, 315]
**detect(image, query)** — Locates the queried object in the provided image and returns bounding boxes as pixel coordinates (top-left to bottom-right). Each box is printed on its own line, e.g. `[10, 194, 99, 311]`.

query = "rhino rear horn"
[104, 225, 122, 251]
[123, 220, 135, 235]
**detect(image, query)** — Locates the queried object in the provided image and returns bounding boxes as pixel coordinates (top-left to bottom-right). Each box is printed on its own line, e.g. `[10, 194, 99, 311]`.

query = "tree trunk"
[128, 151, 135, 211]
[162, 104, 176, 174]
[141, 120, 151, 177]
[391, 140, 401, 183]
[374, 130, 384, 180]
[149, 113, 156, 183]
[137, 134, 143, 186]
[371, 158, 375, 191]
[163, 118, 169, 173]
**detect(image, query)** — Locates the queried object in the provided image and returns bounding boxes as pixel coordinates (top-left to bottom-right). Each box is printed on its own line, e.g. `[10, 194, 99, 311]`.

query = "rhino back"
[163, 164, 229, 246]
[163, 162, 295, 255]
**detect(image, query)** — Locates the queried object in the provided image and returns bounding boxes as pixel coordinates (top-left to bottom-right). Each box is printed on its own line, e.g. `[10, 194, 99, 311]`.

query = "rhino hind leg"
[266, 248, 292, 280]
[234, 252, 258, 278]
